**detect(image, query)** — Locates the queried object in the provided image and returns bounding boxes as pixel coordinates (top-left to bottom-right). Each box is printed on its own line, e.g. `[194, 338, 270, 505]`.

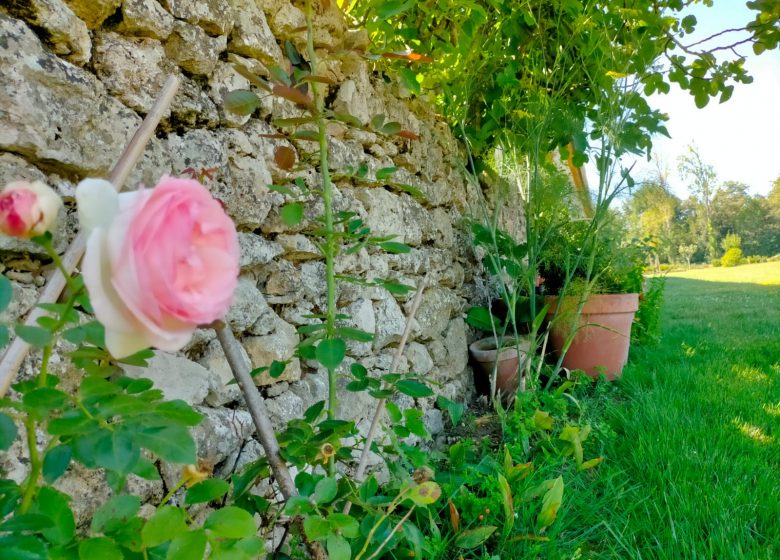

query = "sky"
[587, 1, 780, 199]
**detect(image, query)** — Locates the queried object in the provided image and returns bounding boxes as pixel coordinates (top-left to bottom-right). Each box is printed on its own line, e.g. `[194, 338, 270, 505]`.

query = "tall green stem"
[306, 1, 338, 479]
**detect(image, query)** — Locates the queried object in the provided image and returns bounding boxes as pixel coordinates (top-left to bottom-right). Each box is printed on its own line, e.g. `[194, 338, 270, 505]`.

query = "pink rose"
[76, 177, 239, 358]
[0, 180, 62, 238]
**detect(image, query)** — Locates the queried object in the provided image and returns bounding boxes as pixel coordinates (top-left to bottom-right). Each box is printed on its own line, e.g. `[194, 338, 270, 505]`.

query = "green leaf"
[91, 495, 140, 534]
[0, 276, 13, 311]
[204, 507, 255, 539]
[185, 479, 230, 505]
[142, 506, 187, 548]
[43, 445, 71, 484]
[408, 481, 441, 506]
[315, 339, 346, 370]
[0, 534, 48, 560]
[224, 90, 260, 116]
[15, 325, 52, 347]
[335, 327, 374, 342]
[269, 360, 287, 378]
[381, 121, 402, 135]
[312, 477, 338, 505]
[155, 400, 204, 426]
[498, 474, 514, 537]
[436, 396, 464, 425]
[280, 202, 304, 226]
[23, 388, 69, 416]
[455, 526, 497, 549]
[0, 412, 17, 450]
[303, 400, 326, 423]
[466, 306, 499, 331]
[327, 513, 359, 538]
[94, 429, 139, 474]
[378, 241, 411, 254]
[0, 513, 54, 532]
[537, 477, 564, 529]
[61, 326, 86, 345]
[303, 516, 330, 541]
[370, 113, 385, 130]
[399, 67, 421, 95]
[78, 537, 122, 560]
[375, 0, 414, 19]
[396, 380, 433, 398]
[33, 487, 74, 546]
[0, 325, 9, 348]
[137, 425, 196, 464]
[166, 529, 207, 560]
[375, 167, 398, 181]
[327, 534, 351, 560]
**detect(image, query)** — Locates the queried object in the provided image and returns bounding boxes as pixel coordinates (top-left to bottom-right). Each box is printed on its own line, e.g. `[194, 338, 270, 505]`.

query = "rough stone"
[265, 391, 304, 429]
[405, 342, 434, 375]
[121, 351, 211, 405]
[191, 406, 254, 467]
[355, 188, 422, 246]
[226, 276, 274, 332]
[423, 409, 444, 436]
[63, 0, 121, 28]
[0, 15, 140, 176]
[289, 371, 328, 412]
[208, 62, 252, 127]
[119, 0, 175, 39]
[442, 318, 469, 376]
[161, 0, 234, 36]
[5, 0, 91, 64]
[339, 298, 375, 357]
[238, 232, 283, 269]
[413, 287, 458, 340]
[165, 21, 227, 76]
[198, 337, 245, 406]
[277, 234, 321, 261]
[0, 281, 40, 323]
[227, 0, 283, 66]
[299, 261, 327, 302]
[244, 319, 302, 385]
[372, 293, 406, 351]
[166, 129, 227, 190]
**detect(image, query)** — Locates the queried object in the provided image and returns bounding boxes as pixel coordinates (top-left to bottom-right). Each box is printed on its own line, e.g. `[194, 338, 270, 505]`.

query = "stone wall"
[0, 0, 516, 523]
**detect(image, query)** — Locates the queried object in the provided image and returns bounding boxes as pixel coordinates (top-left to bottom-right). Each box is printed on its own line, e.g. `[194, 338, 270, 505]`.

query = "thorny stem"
[305, 0, 338, 478]
[19, 415, 41, 513]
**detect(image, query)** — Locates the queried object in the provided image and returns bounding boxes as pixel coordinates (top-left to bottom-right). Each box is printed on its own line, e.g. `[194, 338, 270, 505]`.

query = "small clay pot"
[469, 336, 531, 396]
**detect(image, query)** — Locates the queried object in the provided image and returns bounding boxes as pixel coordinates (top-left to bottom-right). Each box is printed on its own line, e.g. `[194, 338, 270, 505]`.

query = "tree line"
[621, 145, 780, 266]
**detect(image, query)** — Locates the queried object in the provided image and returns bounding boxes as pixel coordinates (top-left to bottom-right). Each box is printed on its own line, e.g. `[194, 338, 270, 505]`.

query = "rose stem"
[0, 75, 181, 398]
[343, 274, 429, 515]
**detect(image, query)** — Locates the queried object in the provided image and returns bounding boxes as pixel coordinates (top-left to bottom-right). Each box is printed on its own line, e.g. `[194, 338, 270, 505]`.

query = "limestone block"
[121, 351, 211, 406]
[125, 136, 173, 191]
[0, 281, 39, 323]
[373, 291, 406, 351]
[63, 0, 121, 28]
[289, 371, 328, 412]
[442, 318, 469, 375]
[238, 232, 283, 270]
[172, 76, 220, 127]
[413, 287, 458, 341]
[424, 409, 444, 436]
[277, 234, 321, 261]
[265, 391, 304, 429]
[334, 80, 369, 124]
[0, 15, 141, 176]
[299, 261, 327, 303]
[198, 337, 245, 406]
[227, 0, 283, 66]
[191, 406, 254, 467]
[226, 276, 276, 332]
[339, 298, 375, 357]
[166, 128, 227, 187]
[244, 319, 302, 385]
[5, 0, 91, 64]
[165, 21, 227, 76]
[354, 188, 421, 246]
[208, 62, 252, 127]
[406, 342, 434, 375]
[119, 0, 175, 39]
[161, 0, 234, 36]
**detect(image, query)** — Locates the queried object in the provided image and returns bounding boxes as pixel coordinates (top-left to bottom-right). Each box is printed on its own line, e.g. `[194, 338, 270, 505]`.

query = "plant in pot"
[540, 216, 646, 381]
[466, 220, 538, 401]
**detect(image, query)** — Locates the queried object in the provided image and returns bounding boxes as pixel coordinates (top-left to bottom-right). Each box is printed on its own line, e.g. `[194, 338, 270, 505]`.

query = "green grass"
[578, 262, 780, 559]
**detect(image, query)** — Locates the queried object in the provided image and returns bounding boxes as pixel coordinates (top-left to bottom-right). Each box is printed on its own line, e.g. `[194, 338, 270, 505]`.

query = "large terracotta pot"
[546, 293, 639, 380]
[469, 336, 531, 396]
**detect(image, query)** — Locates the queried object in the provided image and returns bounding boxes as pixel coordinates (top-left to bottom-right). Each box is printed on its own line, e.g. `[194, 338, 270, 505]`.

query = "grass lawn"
[580, 262, 780, 559]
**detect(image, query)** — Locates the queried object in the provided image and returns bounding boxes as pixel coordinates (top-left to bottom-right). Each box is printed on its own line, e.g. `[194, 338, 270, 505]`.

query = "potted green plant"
[540, 218, 645, 380]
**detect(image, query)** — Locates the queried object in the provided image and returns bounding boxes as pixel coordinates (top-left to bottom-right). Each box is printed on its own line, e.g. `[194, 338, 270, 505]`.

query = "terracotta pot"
[469, 336, 531, 396]
[546, 293, 639, 380]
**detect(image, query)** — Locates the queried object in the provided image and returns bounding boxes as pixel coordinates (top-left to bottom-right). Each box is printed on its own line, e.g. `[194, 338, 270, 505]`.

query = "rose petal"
[75, 179, 119, 233]
[104, 328, 150, 360]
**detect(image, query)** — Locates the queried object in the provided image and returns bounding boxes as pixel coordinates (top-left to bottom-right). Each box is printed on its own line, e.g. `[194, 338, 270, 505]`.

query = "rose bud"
[0, 180, 63, 238]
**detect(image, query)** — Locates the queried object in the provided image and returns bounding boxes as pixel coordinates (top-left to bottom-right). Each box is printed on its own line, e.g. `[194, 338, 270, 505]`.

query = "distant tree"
[678, 244, 697, 269]
[678, 145, 717, 259]
[623, 178, 680, 265]
[711, 181, 772, 255]
[721, 233, 742, 253]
